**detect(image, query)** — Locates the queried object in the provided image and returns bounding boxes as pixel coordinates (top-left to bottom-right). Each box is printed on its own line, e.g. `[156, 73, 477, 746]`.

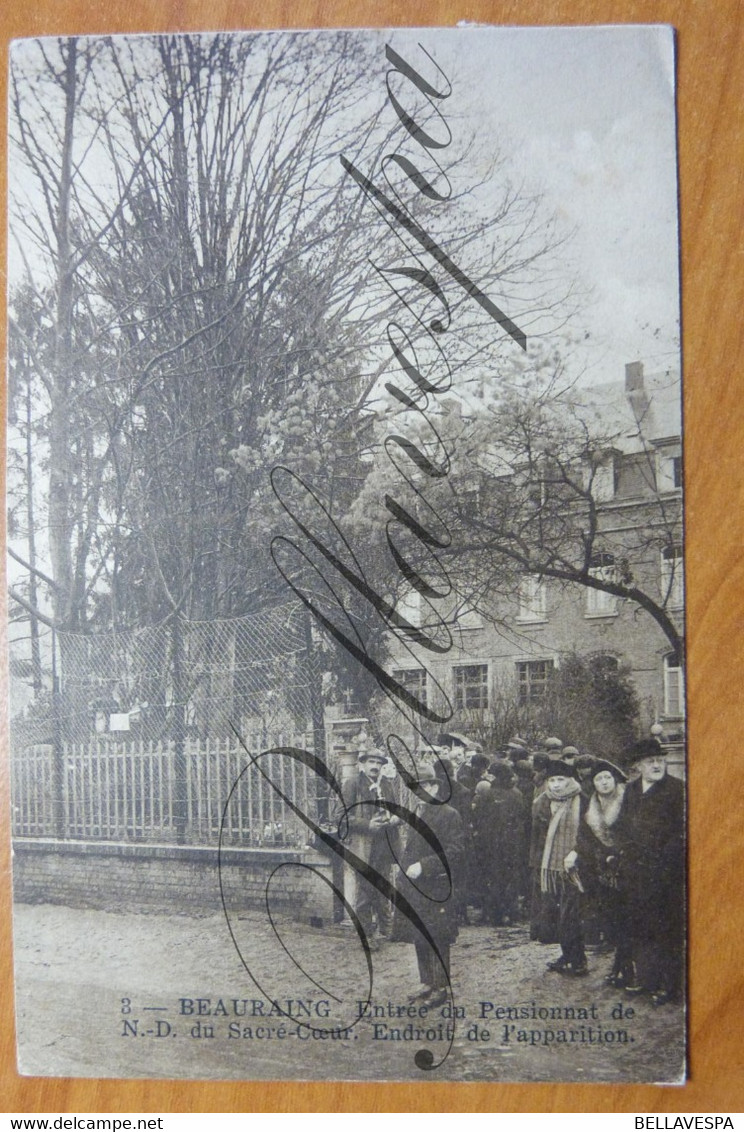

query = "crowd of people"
[333, 734, 685, 1011]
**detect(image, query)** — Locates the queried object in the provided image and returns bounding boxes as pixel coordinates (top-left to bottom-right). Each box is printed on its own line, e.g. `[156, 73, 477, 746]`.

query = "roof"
[564, 367, 681, 454]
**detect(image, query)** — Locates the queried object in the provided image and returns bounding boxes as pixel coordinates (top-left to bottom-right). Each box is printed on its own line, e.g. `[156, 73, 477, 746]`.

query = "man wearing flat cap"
[334, 747, 400, 949]
[615, 738, 685, 1005]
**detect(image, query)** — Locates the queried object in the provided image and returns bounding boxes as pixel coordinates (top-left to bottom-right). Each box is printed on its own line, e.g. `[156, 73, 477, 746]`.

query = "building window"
[391, 667, 428, 707]
[586, 552, 617, 617]
[672, 456, 683, 488]
[460, 488, 480, 520]
[396, 588, 423, 628]
[516, 659, 555, 704]
[517, 574, 547, 622]
[453, 664, 489, 710]
[663, 650, 685, 717]
[616, 453, 653, 499]
[583, 452, 618, 502]
[661, 545, 684, 608]
[656, 448, 683, 492]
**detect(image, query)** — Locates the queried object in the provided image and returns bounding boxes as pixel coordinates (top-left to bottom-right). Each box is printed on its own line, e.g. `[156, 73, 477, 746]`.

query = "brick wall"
[12, 839, 336, 923]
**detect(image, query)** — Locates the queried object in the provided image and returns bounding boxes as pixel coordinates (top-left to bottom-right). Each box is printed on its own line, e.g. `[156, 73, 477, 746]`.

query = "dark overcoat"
[615, 772, 685, 939]
[576, 803, 622, 894]
[398, 800, 465, 948]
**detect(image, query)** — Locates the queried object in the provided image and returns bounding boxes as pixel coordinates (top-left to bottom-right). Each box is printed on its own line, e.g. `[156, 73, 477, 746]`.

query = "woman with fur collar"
[575, 759, 633, 987]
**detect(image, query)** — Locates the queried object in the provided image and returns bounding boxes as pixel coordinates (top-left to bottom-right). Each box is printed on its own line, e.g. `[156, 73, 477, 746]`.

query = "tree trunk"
[25, 377, 42, 693]
[48, 39, 78, 628]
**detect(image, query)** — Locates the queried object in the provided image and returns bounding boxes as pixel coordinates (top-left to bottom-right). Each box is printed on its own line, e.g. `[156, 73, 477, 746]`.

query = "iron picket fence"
[11, 733, 320, 848]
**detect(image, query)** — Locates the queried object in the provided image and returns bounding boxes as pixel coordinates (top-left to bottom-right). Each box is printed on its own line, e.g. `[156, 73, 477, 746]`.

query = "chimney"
[625, 361, 649, 423]
[625, 361, 644, 392]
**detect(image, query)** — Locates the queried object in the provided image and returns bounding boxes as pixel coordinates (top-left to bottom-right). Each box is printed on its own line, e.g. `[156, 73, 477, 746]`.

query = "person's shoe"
[546, 956, 570, 972]
[408, 985, 432, 1004]
[568, 962, 589, 977]
[650, 990, 671, 1007]
[623, 984, 645, 995]
[423, 987, 448, 1009]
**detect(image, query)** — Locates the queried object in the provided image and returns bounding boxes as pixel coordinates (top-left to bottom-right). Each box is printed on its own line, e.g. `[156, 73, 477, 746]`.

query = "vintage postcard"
[6, 25, 685, 1082]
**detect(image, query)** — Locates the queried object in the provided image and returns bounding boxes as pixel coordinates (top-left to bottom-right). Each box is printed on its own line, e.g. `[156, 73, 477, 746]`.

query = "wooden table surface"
[1, 0, 743, 1114]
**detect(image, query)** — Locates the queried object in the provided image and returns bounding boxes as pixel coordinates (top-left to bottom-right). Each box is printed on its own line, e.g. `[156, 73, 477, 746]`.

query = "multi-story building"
[385, 362, 684, 752]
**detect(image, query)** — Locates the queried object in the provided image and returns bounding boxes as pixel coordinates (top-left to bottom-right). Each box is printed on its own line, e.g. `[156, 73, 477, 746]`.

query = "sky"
[8, 26, 680, 387]
[388, 24, 681, 385]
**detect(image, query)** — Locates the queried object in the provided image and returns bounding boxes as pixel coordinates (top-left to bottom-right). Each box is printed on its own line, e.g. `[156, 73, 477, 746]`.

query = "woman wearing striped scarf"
[529, 760, 588, 976]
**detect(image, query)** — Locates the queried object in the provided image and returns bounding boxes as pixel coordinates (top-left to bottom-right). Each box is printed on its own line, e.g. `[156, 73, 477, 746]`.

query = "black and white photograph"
[6, 24, 685, 1083]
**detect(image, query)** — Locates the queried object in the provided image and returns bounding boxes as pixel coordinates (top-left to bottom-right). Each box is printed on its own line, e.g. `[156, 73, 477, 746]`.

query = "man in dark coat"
[456, 752, 489, 792]
[473, 763, 525, 924]
[435, 757, 473, 924]
[513, 759, 535, 915]
[333, 748, 400, 949]
[436, 757, 473, 825]
[399, 762, 465, 1007]
[470, 779, 495, 915]
[615, 738, 685, 1004]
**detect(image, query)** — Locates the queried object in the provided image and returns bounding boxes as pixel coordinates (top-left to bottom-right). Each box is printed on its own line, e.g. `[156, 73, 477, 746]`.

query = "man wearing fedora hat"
[334, 747, 400, 949]
[615, 738, 685, 1005]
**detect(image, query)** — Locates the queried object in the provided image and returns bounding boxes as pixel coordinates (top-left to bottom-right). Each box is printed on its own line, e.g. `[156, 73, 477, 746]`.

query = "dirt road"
[12, 903, 685, 1083]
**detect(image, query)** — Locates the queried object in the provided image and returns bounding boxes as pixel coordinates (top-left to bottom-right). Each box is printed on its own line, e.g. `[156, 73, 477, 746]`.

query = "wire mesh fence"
[9, 602, 328, 847]
[10, 603, 320, 741]
[8, 601, 449, 850]
[53, 604, 317, 744]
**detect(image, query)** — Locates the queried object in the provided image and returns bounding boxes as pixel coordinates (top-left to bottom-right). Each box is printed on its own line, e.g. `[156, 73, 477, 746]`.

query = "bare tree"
[8, 31, 578, 652]
[388, 348, 685, 654]
[9, 33, 394, 627]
